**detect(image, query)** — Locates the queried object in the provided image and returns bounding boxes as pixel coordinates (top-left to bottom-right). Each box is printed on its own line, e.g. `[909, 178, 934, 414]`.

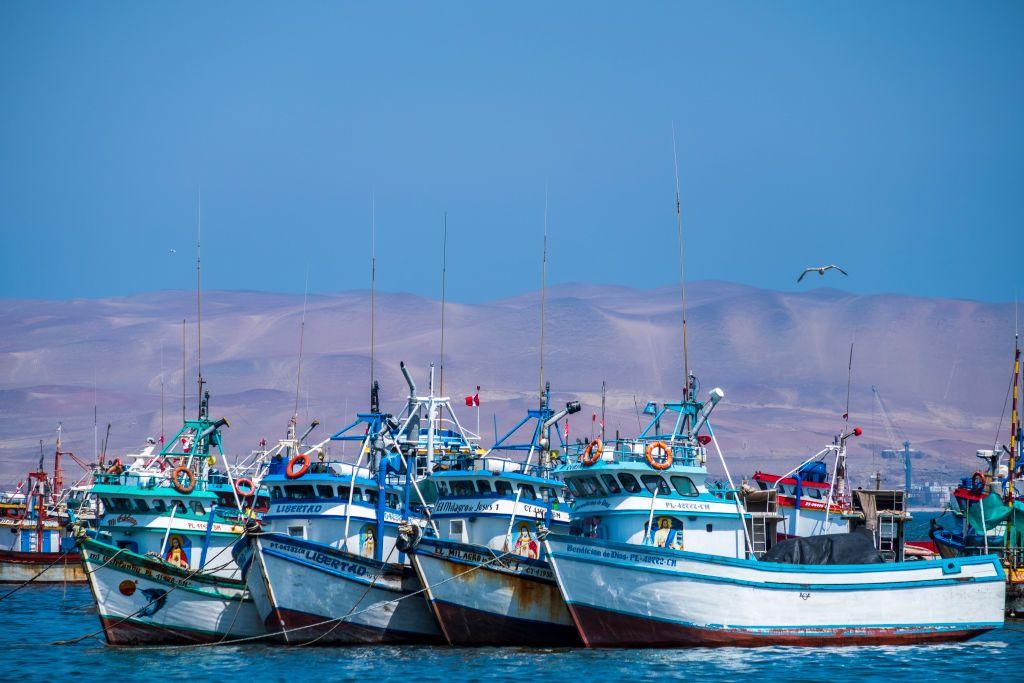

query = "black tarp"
[761, 529, 885, 565]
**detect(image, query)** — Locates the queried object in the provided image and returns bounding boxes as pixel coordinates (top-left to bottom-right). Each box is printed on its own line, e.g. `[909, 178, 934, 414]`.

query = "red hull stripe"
[566, 603, 990, 648]
[431, 599, 581, 647]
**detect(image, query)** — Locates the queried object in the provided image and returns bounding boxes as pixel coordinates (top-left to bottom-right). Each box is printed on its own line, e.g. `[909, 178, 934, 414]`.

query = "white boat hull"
[81, 539, 264, 645]
[410, 537, 580, 646]
[249, 533, 443, 644]
[544, 534, 1005, 647]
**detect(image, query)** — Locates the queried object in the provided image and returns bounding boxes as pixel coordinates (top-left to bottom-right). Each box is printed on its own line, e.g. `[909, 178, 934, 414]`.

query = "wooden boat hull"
[80, 538, 264, 645]
[0, 549, 86, 584]
[409, 537, 580, 646]
[248, 533, 443, 645]
[544, 533, 1005, 648]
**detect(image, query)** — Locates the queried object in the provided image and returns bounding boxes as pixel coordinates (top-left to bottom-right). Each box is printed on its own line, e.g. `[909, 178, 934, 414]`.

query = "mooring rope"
[127, 538, 523, 650]
[0, 549, 74, 603]
[52, 529, 249, 646]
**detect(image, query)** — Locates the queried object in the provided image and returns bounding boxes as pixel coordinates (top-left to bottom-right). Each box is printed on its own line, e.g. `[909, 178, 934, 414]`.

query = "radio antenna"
[439, 211, 448, 395]
[195, 188, 205, 413]
[671, 123, 690, 400]
[370, 194, 377, 398]
[539, 187, 548, 402]
[181, 318, 186, 422]
[294, 267, 309, 422]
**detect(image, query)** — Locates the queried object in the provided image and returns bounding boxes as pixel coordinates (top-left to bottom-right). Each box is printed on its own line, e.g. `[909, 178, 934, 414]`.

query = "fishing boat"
[0, 428, 88, 584]
[749, 453, 850, 539]
[928, 338, 1024, 615]
[543, 385, 1005, 648]
[78, 389, 264, 645]
[400, 384, 580, 646]
[237, 366, 445, 645]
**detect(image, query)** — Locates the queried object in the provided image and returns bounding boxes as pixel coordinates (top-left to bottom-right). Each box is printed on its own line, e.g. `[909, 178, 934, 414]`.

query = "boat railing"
[92, 470, 211, 493]
[563, 438, 705, 468]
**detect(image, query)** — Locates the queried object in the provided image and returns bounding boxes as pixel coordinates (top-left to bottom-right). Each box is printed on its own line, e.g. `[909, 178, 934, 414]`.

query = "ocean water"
[2, 584, 1020, 682]
[5, 511, 1020, 681]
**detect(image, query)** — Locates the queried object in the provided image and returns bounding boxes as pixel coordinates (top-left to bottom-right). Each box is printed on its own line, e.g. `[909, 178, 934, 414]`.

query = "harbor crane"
[872, 385, 912, 497]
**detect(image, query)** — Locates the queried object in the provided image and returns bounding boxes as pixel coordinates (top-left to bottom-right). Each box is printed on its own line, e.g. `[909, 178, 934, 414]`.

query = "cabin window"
[706, 523, 713, 533]
[539, 486, 557, 502]
[286, 485, 315, 500]
[133, 499, 150, 512]
[600, 474, 621, 494]
[316, 485, 335, 498]
[617, 474, 642, 493]
[476, 480, 492, 494]
[451, 480, 475, 497]
[270, 486, 285, 500]
[564, 479, 583, 498]
[435, 482, 450, 497]
[287, 525, 305, 539]
[112, 497, 131, 512]
[172, 500, 188, 514]
[807, 487, 823, 500]
[152, 499, 167, 513]
[578, 477, 604, 498]
[189, 501, 206, 516]
[386, 493, 399, 509]
[337, 486, 352, 500]
[756, 480, 768, 491]
[517, 484, 537, 500]
[495, 480, 512, 496]
[364, 489, 379, 505]
[640, 475, 670, 495]
[670, 476, 698, 497]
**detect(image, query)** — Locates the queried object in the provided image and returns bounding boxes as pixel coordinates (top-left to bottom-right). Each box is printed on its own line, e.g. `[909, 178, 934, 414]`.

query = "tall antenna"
[93, 371, 98, 463]
[439, 211, 448, 395]
[370, 194, 376, 393]
[671, 123, 690, 399]
[294, 267, 310, 421]
[160, 342, 165, 444]
[196, 188, 204, 411]
[539, 187, 548, 401]
[181, 318, 186, 422]
[844, 340, 854, 425]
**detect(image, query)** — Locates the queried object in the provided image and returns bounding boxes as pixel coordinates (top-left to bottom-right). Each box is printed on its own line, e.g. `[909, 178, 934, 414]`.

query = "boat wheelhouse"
[749, 447, 851, 539]
[403, 386, 580, 646]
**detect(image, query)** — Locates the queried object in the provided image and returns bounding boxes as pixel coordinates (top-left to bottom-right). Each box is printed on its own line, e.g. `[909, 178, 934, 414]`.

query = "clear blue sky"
[1, 2, 1021, 303]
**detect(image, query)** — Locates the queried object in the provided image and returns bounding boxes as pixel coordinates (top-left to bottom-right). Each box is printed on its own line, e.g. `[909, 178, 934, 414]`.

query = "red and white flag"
[465, 386, 480, 407]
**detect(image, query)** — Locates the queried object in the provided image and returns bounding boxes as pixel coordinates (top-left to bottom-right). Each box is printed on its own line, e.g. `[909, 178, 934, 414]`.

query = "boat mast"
[370, 194, 377, 412]
[671, 123, 690, 405]
[1008, 334, 1020, 501]
[540, 188, 548, 409]
[439, 211, 448, 396]
[291, 268, 309, 440]
[195, 189, 205, 417]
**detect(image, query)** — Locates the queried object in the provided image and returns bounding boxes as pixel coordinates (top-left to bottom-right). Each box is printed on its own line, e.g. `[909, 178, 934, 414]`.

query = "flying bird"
[168, 249, 177, 256]
[797, 265, 848, 283]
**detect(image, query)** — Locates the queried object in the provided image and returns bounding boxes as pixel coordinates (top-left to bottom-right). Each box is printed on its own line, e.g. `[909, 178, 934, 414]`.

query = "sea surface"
[4, 512, 1021, 682]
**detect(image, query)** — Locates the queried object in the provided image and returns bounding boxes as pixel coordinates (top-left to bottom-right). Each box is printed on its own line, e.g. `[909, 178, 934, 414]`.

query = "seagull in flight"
[797, 265, 848, 283]
[168, 249, 177, 256]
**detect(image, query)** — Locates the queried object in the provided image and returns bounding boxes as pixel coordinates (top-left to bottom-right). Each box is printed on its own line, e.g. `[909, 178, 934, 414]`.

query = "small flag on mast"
[465, 387, 480, 407]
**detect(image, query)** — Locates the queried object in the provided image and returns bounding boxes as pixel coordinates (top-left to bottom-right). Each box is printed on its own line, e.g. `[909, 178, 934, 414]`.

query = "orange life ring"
[171, 466, 196, 494]
[580, 439, 603, 466]
[286, 452, 312, 479]
[106, 458, 123, 475]
[645, 441, 673, 470]
[234, 477, 255, 498]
